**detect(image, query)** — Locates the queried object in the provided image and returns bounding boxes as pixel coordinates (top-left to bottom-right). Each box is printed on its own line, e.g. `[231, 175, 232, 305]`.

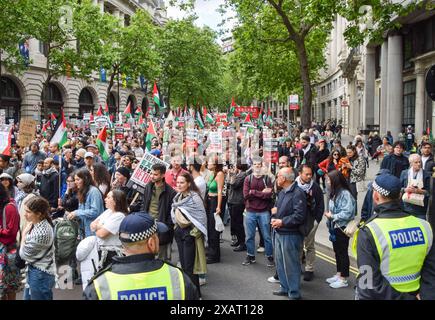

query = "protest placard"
[115, 124, 124, 141]
[126, 152, 170, 194]
[0, 125, 11, 154]
[17, 118, 37, 148]
[208, 130, 223, 153]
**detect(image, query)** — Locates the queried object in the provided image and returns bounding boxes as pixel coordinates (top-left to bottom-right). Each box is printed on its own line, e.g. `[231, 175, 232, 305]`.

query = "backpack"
[298, 191, 316, 237]
[54, 218, 79, 265]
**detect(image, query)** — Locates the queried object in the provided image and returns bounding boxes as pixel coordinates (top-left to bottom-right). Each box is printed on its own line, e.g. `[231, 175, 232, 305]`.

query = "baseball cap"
[86, 144, 97, 150]
[119, 212, 168, 243]
[84, 152, 94, 159]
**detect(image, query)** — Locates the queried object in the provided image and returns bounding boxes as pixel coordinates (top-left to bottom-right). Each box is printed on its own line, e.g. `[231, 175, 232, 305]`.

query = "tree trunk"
[106, 70, 116, 105]
[294, 37, 312, 128]
[166, 84, 171, 110]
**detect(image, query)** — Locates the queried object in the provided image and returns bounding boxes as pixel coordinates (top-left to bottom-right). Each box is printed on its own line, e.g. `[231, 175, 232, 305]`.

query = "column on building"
[380, 41, 388, 136]
[386, 33, 403, 139]
[414, 60, 426, 141]
[349, 78, 358, 135]
[363, 46, 376, 128]
[98, 0, 105, 13]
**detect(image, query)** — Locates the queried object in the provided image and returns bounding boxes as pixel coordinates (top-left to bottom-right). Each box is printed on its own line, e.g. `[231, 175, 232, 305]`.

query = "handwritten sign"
[17, 119, 37, 148]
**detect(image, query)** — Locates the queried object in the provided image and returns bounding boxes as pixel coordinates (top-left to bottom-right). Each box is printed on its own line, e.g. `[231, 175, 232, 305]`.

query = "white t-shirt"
[194, 176, 207, 199]
[96, 209, 125, 247]
[422, 155, 429, 170]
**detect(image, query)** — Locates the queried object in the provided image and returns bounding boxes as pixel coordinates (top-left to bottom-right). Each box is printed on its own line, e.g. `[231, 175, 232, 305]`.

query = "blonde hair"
[408, 153, 421, 164]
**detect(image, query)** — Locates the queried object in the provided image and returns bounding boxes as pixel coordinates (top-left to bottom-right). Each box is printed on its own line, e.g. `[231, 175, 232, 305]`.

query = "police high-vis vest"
[354, 215, 433, 293]
[93, 263, 186, 300]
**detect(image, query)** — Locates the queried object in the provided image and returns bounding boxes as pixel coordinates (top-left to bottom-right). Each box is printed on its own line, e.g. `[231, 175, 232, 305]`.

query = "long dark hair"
[24, 195, 53, 227]
[111, 189, 129, 215]
[92, 163, 111, 197]
[328, 149, 342, 163]
[178, 172, 203, 199]
[0, 184, 10, 211]
[75, 168, 95, 204]
[346, 145, 358, 161]
[328, 170, 352, 200]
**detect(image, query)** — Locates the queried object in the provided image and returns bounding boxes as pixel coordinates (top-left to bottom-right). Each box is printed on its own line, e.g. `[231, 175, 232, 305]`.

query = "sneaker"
[257, 246, 265, 253]
[242, 255, 256, 266]
[267, 276, 280, 283]
[233, 244, 247, 252]
[329, 279, 349, 289]
[199, 278, 207, 286]
[266, 256, 275, 268]
[326, 274, 340, 284]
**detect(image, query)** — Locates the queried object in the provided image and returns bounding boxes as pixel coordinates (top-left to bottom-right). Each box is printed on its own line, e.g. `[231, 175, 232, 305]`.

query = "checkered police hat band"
[373, 181, 390, 197]
[119, 222, 158, 243]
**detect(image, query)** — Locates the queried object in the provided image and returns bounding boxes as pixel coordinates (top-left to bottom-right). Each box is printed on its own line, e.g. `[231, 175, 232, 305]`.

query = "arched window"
[0, 77, 21, 121]
[79, 88, 94, 116]
[41, 83, 63, 118]
[141, 97, 148, 115]
[108, 92, 117, 115]
[126, 95, 136, 112]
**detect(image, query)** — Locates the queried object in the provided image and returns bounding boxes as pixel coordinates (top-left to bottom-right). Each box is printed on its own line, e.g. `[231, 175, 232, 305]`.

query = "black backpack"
[298, 191, 316, 237]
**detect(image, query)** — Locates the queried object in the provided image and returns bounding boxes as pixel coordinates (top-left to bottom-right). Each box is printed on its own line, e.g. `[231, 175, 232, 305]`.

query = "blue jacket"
[329, 189, 356, 228]
[76, 186, 105, 237]
[275, 182, 307, 235]
[361, 182, 374, 222]
[400, 169, 431, 217]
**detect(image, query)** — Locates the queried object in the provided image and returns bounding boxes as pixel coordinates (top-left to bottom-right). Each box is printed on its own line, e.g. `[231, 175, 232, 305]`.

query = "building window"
[327, 83, 332, 94]
[39, 41, 48, 56]
[321, 86, 326, 96]
[403, 80, 416, 127]
[124, 15, 131, 26]
[403, 32, 414, 69]
[375, 45, 381, 79]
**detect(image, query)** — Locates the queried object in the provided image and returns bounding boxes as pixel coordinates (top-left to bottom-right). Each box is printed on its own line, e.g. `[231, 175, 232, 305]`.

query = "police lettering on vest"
[389, 227, 425, 249]
[118, 287, 168, 300]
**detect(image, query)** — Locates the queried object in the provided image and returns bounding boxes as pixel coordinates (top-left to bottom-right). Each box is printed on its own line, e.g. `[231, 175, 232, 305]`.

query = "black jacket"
[227, 171, 247, 205]
[141, 182, 176, 230]
[39, 170, 59, 209]
[315, 148, 330, 170]
[380, 153, 409, 178]
[423, 154, 434, 175]
[307, 181, 325, 223]
[302, 144, 318, 172]
[274, 182, 307, 235]
[356, 201, 435, 300]
[83, 253, 199, 300]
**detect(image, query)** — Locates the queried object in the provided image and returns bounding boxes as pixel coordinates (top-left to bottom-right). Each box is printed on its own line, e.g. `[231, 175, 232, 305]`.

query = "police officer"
[354, 173, 435, 300]
[83, 212, 199, 300]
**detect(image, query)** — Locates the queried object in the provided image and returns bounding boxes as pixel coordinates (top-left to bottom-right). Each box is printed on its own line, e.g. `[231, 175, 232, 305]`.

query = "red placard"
[215, 113, 228, 124]
[289, 103, 299, 110]
[234, 106, 260, 119]
[264, 151, 279, 163]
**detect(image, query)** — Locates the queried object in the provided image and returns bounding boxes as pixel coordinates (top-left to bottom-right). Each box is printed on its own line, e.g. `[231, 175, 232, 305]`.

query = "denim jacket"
[329, 189, 356, 228]
[77, 186, 105, 237]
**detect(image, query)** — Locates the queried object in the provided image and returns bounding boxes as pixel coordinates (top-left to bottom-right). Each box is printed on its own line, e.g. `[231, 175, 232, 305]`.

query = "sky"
[165, 0, 236, 42]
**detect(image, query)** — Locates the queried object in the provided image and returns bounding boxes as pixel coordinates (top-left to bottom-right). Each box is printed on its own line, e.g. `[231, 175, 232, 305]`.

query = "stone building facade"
[0, 0, 167, 122]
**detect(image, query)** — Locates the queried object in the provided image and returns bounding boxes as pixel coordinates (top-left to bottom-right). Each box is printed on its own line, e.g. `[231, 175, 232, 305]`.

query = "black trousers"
[332, 228, 350, 278]
[207, 196, 221, 261]
[228, 203, 245, 245]
[349, 182, 358, 215]
[174, 226, 201, 295]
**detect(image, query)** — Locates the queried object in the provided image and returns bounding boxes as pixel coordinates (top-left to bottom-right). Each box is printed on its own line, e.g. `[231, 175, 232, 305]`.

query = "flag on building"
[100, 67, 107, 82]
[96, 126, 110, 162]
[51, 110, 67, 148]
[196, 111, 205, 129]
[145, 120, 157, 151]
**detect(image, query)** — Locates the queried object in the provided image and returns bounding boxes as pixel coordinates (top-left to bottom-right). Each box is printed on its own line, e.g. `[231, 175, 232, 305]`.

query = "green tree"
[157, 18, 224, 110]
[98, 9, 160, 110]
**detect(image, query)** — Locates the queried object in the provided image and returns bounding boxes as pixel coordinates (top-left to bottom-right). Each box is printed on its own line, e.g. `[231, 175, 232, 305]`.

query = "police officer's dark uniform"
[83, 212, 199, 300]
[354, 173, 435, 300]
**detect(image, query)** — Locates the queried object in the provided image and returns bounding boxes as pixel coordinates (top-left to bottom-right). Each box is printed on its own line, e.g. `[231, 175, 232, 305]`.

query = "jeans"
[24, 266, 55, 300]
[274, 232, 304, 299]
[245, 211, 273, 257]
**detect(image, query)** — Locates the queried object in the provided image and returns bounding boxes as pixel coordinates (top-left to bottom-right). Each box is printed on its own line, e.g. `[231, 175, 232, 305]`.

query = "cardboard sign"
[127, 152, 170, 194]
[83, 113, 91, 121]
[90, 122, 98, 136]
[263, 138, 279, 163]
[17, 119, 37, 148]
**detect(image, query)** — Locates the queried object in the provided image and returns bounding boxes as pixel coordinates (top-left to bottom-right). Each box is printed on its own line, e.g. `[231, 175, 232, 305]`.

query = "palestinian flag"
[145, 120, 157, 151]
[96, 104, 104, 116]
[104, 103, 109, 116]
[50, 113, 57, 122]
[96, 126, 110, 162]
[243, 112, 251, 124]
[206, 112, 214, 124]
[90, 113, 94, 121]
[153, 82, 161, 110]
[228, 98, 237, 118]
[203, 106, 208, 118]
[123, 102, 132, 117]
[41, 120, 51, 138]
[196, 111, 205, 129]
[0, 125, 12, 156]
[137, 113, 145, 126]
[51, 110, 67, 148]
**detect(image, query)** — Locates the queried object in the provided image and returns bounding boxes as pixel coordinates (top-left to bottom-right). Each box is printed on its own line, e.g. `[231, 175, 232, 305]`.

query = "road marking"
[315, 251, 359, 275]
